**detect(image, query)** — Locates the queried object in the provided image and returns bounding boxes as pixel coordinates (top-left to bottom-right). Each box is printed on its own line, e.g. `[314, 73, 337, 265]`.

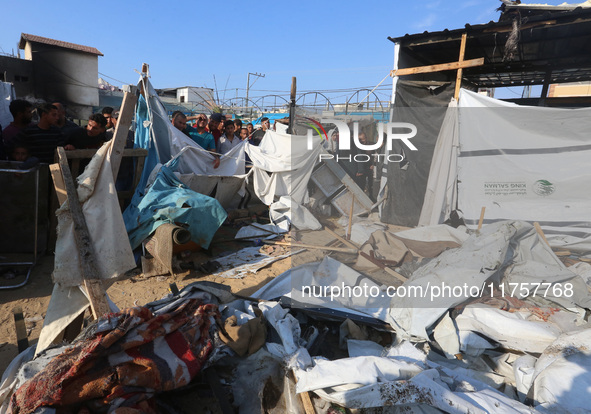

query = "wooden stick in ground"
[57, 147, 111, 319]
[347, 195, 355, 240]
[262, 240, 358, 254]
[324, 227, 360, 250]
[534, 222, 550, 246]
[359, 251, 407, 283]
[478, 206, 486, 230]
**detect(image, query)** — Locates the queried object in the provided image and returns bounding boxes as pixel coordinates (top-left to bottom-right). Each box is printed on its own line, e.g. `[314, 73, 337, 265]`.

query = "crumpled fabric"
[8, 300, 219, 414]
[219, 309, 267, 357]
[124, 165, 227, 250]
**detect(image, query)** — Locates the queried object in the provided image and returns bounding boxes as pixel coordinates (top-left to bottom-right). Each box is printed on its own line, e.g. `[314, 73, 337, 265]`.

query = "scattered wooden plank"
[478, 206, 486, 230]
[13, 307, 29, 353]
[454, 33, 468, 100]
[49, 163, 67, 205]
[534, 222, 550, 247]
[359, 251, 407, 284]
[347, 195, 355, 240]
[262, 240, 358, 254]
[324, 227, 360, 250]
[57, 147, 111, 319]
[390, 57, 484, 77]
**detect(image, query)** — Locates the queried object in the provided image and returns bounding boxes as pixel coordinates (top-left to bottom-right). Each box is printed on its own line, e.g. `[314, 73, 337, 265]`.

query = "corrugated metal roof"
[19, 33, 103, 56]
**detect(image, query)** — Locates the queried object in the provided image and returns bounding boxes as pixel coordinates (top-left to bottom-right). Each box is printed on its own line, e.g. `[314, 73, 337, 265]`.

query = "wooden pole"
[347, 195, 355, 240]
[477, 206, 486, 230]
[324, 227, 360, 250]
[57, 147, 111, 319]
[454, 33, 468, 100]
[262, 240, 358, 254]
[534, 222, 550, 246]
[391, 57, 483, 77]
[288, 77, 297, 134]
[109, 92, 138, 180]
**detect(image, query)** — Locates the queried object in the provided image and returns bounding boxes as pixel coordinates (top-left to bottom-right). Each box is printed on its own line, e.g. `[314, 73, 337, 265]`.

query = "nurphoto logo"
[305, 119, 418, 163]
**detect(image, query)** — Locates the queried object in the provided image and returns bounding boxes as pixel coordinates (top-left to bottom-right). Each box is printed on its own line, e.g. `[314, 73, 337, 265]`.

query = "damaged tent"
[418, 89, 591, 251]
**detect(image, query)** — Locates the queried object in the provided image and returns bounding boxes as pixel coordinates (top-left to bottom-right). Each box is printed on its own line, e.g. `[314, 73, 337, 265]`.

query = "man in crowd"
[217, 120, 242, 154]
[102, 107, 115, 130]
[65, 113, 108, 150]
[52, 102, 80, 136]
[208, 113, 223, 146]
[233, 119, 243, 138]
[3, 100, 33, 150]
[239, 127, 248, 140]
[171, 112, 219, 168]
[250, 117, 269, 146]
[23, 103, 64, 164]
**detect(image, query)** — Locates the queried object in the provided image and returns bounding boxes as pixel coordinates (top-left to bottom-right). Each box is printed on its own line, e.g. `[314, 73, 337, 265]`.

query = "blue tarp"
[123, 80, 227, 251]
[125, 165, 227, 250]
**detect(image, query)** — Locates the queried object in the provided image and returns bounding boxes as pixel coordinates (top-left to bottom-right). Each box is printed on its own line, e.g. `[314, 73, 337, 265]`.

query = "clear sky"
[0, 0, 574, 104]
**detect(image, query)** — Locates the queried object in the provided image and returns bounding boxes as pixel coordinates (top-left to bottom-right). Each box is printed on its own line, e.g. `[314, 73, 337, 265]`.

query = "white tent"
[419, 89, 591, 251]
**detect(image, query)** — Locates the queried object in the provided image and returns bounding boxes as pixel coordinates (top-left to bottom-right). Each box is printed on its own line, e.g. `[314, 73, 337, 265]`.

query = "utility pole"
[246, 72, 265, 117]
[287, 77, 297, 134]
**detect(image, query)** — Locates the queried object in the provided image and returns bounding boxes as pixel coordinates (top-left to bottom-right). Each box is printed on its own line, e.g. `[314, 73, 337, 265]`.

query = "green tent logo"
[532, 180, 555, 196]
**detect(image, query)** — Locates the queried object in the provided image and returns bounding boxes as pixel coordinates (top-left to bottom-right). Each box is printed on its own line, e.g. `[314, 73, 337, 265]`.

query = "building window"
[180, 96, 185, 103]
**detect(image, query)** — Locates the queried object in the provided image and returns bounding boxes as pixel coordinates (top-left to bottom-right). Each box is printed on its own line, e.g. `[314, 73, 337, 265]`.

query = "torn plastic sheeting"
[211, 247, 302, 279]
[253, 256, 392, 324]
[125, 165, 227, 250]
[393, 224, 470, 258]
[310, 366, 542, 413]
[295, 355, 422, 394]
[454, 305, 563, 354]
[245, 130, 323, 205]
[259, 301, 304, 357]
[531, 329, 591, 412]
[270, 196, 321, 231]
[53, 141, 136, 287]
[387, 220, 591, 340]
[172, 139, 246, 177]
[234, 223, 286, 240]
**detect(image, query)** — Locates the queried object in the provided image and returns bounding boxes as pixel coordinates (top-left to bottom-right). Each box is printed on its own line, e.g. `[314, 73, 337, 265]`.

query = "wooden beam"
[262, 240, 358, 254]
[390, 57, 484, 77]
[534, 222, 550, 247]
[359, 251, 407, 284]
[49, 163, 67, 205]
[109, 92, 138, 180]
[324, 227, 360, 250]
[57, 147, 111, 319]
[478, 207, 486, 230]
[13, 307, 29, 353]
[454, 33, 468, 100]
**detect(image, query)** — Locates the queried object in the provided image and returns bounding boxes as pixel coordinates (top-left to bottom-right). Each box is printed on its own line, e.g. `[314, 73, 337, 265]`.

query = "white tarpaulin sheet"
[456, 89, 591, 238]
[245, 130, 322, 205]
[53, 141, 136, 286]
[387, 220, 591, 340]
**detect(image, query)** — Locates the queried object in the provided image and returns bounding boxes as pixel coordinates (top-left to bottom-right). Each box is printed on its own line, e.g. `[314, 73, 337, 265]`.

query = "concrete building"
[0, 55, 34, 97]
[0, 33, 103, 119]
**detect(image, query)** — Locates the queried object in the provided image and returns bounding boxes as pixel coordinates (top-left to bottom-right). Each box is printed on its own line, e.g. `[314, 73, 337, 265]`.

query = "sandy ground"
[0, 227, 333, 375]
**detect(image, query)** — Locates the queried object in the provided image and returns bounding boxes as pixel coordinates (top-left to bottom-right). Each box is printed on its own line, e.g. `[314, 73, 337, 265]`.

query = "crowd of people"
[0, 100, 124, 166]
[169, 111, 272, 169]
